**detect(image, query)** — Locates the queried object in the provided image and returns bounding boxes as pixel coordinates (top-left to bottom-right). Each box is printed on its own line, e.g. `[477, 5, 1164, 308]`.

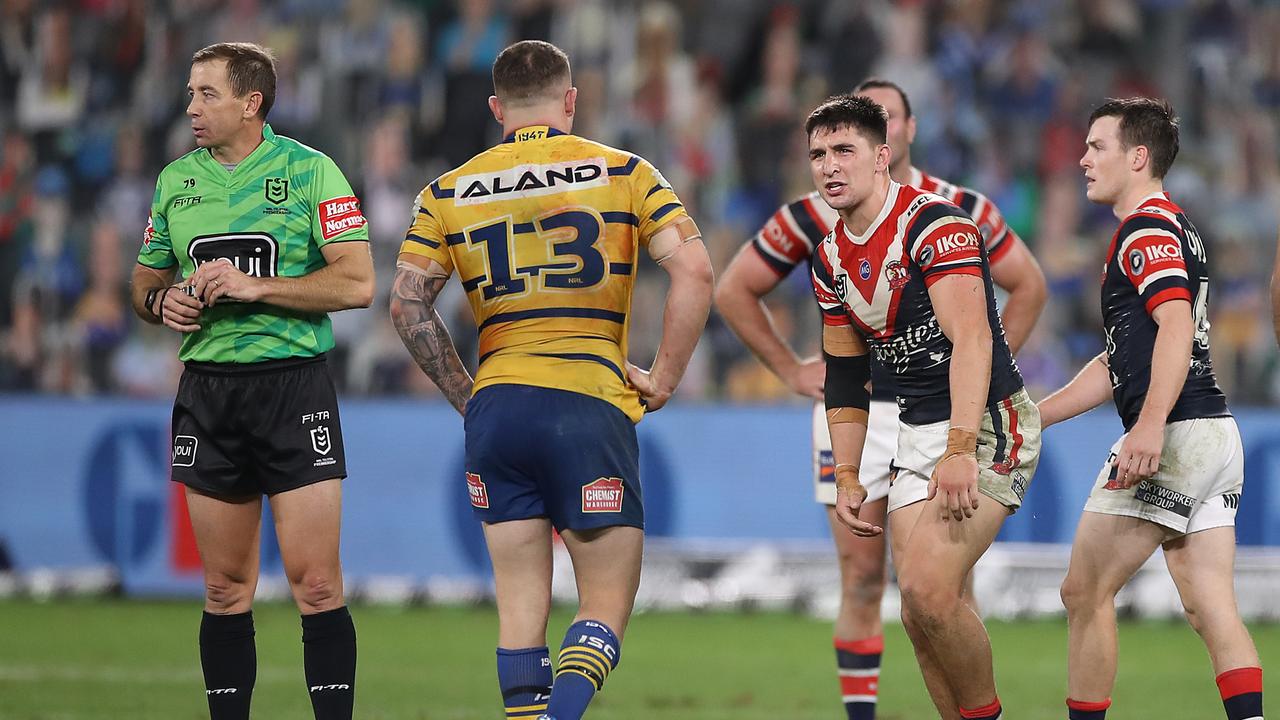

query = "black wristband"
[148, 287, 171, 321]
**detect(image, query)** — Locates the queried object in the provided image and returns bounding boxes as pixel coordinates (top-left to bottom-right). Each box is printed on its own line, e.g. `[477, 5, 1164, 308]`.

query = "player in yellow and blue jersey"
[389, 40, 713, 720]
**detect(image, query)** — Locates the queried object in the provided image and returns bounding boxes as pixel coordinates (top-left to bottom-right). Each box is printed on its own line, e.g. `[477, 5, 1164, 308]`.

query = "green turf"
[0, 599, 1275, 719]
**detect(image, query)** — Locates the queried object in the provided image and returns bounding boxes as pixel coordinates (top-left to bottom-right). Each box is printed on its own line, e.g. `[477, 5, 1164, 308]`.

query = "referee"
[129, 43, 373, 720]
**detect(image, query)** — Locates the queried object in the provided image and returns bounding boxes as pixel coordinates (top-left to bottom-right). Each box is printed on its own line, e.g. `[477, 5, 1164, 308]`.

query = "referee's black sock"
[199, 610, 256, 720]
[301, 606, 357, 720]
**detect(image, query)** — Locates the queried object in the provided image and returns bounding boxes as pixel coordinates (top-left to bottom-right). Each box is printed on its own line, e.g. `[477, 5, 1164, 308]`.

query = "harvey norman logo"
[319, 196, 366, 241]
[455, 158, 608, 206]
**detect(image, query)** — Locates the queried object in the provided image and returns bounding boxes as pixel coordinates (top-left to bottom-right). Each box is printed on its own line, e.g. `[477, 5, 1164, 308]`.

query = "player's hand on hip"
[159, 284, 203, 333]
[626, 362, 672, 412]
[932, 453, 980, 522]
[1113, 419, 1163, 488]
[191, 258, 262, 306]
[786, 355, 826, 400]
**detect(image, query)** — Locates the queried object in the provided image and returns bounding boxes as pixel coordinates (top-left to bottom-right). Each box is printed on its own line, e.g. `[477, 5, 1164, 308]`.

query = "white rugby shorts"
[813, 400, 898, 506]
[1084, 416, 1243, 536]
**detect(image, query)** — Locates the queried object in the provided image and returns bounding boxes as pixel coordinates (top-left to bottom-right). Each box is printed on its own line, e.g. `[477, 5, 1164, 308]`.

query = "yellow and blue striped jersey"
[400, 126, 689, 422]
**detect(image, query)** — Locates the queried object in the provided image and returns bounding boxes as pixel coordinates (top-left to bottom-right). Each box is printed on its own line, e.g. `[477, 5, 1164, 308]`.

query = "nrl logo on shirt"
[265, 177, 288, 204]
[454, 158, 609, 206]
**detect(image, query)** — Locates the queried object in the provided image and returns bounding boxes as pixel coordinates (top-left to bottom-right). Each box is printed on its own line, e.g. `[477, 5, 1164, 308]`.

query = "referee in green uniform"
[129, 42, 373, 720]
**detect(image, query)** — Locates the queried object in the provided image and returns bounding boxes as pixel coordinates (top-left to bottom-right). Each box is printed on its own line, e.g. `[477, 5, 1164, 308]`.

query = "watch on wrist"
[145, 288, 160, 318]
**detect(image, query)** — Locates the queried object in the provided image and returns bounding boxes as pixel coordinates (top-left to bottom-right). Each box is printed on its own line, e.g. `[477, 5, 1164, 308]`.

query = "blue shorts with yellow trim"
[463, 384, 643, 531]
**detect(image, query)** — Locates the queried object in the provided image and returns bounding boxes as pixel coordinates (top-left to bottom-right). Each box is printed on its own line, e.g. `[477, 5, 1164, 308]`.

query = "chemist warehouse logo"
[582, 477, 625, 513]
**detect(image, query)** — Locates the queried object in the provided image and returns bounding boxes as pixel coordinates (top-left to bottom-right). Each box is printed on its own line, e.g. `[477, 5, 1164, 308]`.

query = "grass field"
[0, 599, 1276, 719]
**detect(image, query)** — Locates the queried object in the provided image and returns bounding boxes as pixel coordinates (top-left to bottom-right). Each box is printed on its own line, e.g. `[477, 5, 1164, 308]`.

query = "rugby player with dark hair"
[716, 78, 1044, 719]
[807, 94, 1040, 720]
[1040, 97, 1263, 720]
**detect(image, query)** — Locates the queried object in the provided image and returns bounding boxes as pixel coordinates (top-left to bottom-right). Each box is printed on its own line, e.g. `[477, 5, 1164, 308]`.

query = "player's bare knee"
[204, 576, 251, 612]
[841, 565, 887, 609]
[898, 577, 954, 631]
[1059, 571, 1103, 615]
[292, 571, 342, 612]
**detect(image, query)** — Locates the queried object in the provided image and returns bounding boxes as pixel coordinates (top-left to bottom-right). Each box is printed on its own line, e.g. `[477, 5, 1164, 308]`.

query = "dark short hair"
[192, 42, 277, 119]
[492, 40, 571, 105]
[1088, 97, 1180, 179]
[805, 94, 888, 146]
[854, 78, 912, 119]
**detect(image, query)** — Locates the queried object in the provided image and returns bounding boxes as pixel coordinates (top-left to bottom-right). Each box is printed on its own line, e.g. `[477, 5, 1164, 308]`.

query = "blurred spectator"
[71, 219, 129, 393]
[0, 131, 35, 328]
[17, 7, 88, 153]
[434, 0, 509, 166]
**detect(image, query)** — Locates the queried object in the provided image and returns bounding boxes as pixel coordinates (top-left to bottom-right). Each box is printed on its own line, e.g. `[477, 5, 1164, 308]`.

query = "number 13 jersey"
[1101, 192, 1228, 430]
[400, 126, 689, 422]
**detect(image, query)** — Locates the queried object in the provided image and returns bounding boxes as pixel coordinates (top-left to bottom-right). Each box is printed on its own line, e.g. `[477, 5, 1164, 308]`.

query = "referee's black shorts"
[170, 355, 347, 497]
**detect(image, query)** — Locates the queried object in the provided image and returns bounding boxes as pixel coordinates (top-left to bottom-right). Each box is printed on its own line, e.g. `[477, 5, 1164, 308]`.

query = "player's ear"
[488, 96, 504, 125]
[1130, 144, 1150, 174]
[905, 114, 917, 145]
[877, 142, 891, 173]
[564, 86, 578, 120]
[243, 91, 262, 121]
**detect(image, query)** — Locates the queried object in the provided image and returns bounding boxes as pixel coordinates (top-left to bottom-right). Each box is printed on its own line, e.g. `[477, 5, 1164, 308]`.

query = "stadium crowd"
[1, 0, 1278, 404]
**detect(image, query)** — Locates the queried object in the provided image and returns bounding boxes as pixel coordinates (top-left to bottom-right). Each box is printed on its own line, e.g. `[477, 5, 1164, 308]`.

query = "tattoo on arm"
[390, 267, 473, 414]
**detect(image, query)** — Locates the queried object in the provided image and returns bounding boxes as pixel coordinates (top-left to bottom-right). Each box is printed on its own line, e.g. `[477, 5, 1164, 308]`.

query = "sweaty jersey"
[138, 124, 369, 363]
[751, 168, 1022, 399]
[400, 126, 689, 422]
[810, 181, 1023, 425]
[1101, 192, 1229, 430]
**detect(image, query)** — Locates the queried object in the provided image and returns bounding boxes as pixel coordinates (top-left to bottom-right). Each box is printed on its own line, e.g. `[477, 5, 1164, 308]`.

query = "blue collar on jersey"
[504, 126, 566, 143]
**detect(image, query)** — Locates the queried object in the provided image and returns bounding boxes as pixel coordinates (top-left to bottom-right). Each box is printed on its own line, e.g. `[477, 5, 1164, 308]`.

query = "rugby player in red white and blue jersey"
[1039, 98, 1263, 720]
[806, 94, 1039, 720]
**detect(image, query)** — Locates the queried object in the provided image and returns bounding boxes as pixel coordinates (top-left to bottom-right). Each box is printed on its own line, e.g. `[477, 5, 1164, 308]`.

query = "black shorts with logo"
[170, 355, 347, 497]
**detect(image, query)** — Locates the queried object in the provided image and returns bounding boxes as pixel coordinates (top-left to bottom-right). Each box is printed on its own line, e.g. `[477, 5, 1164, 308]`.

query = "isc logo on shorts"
[466, 472, 489, 509]
[582, 477, 624, 513]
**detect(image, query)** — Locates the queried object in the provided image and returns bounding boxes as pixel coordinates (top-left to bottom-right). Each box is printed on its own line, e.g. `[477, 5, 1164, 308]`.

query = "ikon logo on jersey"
[466, 472, 490, 509]
[935, 230, 980, 253]
[582, 477, 624, 513]
[454, 158, 609, 206]
[919, 229, 980, 269]
[319, 196, 367, 240]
